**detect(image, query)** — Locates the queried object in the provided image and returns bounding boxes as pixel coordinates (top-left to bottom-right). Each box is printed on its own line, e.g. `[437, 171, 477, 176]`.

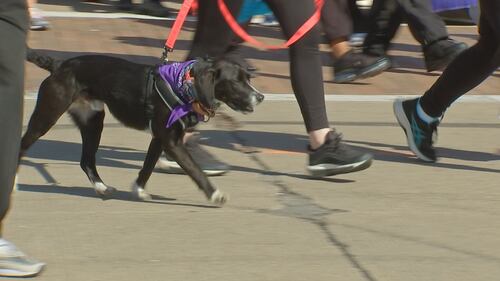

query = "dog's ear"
[192, 58, 216, 107]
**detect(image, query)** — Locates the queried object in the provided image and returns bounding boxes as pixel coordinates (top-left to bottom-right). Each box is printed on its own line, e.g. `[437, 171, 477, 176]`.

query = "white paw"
[94, 182, 116, 196]
[210, 190, 228, 206]
[131, 183, 151, 201]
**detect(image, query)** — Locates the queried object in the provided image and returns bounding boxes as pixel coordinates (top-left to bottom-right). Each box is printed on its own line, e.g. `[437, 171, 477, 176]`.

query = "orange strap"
[217, 0, 324, 50]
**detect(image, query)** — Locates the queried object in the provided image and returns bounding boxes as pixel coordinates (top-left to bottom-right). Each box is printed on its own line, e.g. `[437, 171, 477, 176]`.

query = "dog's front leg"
[166, 143, 228, 206]
[132, 138, 163, 201]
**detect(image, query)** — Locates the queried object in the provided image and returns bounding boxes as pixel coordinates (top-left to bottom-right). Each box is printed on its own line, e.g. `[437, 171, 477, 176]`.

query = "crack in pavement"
[231, 131, 379, 281]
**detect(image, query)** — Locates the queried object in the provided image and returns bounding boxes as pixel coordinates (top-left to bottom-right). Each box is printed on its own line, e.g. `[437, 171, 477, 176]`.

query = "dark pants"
[363, 0, 448, 56]
[321, 0, 352, 41]
[187, 0, 244, 60]
[420, 0, 500, 117]
[188, 0, 329, 132]
[0, 0, 28, 235]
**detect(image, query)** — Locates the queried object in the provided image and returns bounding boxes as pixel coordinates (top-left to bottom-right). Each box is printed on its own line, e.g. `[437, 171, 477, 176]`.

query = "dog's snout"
[256, 92, 265, 103]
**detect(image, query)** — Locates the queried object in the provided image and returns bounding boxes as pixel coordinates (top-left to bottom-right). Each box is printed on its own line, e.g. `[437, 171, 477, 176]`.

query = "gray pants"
[0, 0, 28, 235]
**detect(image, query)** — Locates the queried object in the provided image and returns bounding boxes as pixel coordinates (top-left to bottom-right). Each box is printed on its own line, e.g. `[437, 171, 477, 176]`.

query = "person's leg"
[188, 0, 244, 60]
[264, 0, 373, 175]
[0, 3, 27, 237]
[420, 1, 500, 117]
[363, 0, 404, 56]
[323, 0, 391, 83]
[394, 0, 500, 162]
[322, 0, 352, 58]
[397, 0, 467, 71]
[264, 0, 328, 134]
[0, 1, 45, 277]
[397, 0, 447, 45]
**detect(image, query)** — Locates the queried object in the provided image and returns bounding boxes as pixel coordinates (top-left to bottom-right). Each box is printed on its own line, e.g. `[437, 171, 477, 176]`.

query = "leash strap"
[218, 0, 324, 50]
[163, 0, 195, 61]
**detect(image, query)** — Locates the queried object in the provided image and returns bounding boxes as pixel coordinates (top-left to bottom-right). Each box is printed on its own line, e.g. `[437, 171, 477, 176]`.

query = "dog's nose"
[256, 92, 265, 103]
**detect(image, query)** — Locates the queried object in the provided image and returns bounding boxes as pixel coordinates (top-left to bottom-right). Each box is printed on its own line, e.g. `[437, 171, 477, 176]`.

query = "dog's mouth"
[192, 101, 218, 119]
[225, 101, 254, 114]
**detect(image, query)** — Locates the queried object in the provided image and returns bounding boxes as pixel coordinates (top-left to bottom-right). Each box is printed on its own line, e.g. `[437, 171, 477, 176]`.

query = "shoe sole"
[358, 59, 391, 79]
[0, 264, 45, 277]
[393, 99, 435, 162]
[334, 59, 390, 83]
[307, 157, 373, 177]
[30, 25, 49, 31]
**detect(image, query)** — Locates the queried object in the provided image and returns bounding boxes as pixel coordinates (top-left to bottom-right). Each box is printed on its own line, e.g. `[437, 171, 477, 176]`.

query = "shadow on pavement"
[198, 130, 500, 174]
[22, 139, 146, 170]
[17, 184, 218, 208]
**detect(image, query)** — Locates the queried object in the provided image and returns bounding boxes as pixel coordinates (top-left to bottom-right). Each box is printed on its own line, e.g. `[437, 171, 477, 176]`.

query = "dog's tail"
[26, 47, 60, 72]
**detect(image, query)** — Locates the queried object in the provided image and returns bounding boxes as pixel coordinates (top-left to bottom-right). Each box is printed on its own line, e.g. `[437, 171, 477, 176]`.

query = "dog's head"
[212, 59, 264, 114]
[191, 57, 264, 115]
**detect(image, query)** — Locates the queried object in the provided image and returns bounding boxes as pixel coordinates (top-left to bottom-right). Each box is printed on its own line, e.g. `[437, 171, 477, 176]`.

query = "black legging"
[188, 0, 329, 132]
[420, 0, 500, 117]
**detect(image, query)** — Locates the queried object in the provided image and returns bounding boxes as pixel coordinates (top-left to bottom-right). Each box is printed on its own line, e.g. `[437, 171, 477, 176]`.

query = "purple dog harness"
[156, 60, 203, 128]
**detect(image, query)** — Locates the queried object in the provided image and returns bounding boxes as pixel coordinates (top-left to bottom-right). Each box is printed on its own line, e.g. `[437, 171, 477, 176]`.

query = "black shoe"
[333, 51, 391, 83]
[393, 98, 439, 162]
[424, 38, 467, 72]
[138, 0, 172, 17]
[307, 131, 373, 177]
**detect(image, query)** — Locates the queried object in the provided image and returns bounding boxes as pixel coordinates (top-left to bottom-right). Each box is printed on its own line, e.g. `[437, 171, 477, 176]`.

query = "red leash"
[218, 0, 324, 50]
[162, 0, 195, 61]
[163, 0, 324, 60]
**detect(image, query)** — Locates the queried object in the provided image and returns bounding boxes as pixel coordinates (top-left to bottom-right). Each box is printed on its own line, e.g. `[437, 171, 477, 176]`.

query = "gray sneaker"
[0, 240, 45, 277]
[156, 137, 229, 176]
[30, 16, 50, 31]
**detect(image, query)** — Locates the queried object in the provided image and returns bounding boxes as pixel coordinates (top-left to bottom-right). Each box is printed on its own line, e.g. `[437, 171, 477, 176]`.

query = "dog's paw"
[94, 182, 116, 197]
[210, 190, 229, 206]
[131, 183, 152, 201]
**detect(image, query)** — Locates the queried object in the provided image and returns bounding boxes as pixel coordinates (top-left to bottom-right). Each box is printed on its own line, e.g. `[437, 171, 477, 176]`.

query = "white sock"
[416, 99, 440, 124]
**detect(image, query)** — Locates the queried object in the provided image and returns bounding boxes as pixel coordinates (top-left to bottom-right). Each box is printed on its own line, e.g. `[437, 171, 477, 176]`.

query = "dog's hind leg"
[165, 142, 228, 206]
[131, 138, 162, 201]
[20, 79, 74, 159]
[69, 102, 116, 197]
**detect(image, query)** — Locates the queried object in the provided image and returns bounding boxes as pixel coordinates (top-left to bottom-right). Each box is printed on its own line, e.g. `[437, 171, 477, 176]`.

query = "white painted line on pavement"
[24, 91, 500, 103]
[42, 11, 194, 21]
[262, 94, 500, 103]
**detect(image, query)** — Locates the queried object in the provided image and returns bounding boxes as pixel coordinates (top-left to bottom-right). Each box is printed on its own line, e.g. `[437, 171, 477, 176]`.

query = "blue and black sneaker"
[393, 98, 439, 162]
[307, 131, 373, 177]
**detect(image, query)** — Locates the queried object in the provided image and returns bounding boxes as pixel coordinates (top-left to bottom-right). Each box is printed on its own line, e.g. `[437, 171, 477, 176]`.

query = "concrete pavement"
[5, 1, 500, 280]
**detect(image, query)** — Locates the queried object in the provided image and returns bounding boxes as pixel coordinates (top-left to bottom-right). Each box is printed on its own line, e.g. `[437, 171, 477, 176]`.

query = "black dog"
[23, 49, 264, 205]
